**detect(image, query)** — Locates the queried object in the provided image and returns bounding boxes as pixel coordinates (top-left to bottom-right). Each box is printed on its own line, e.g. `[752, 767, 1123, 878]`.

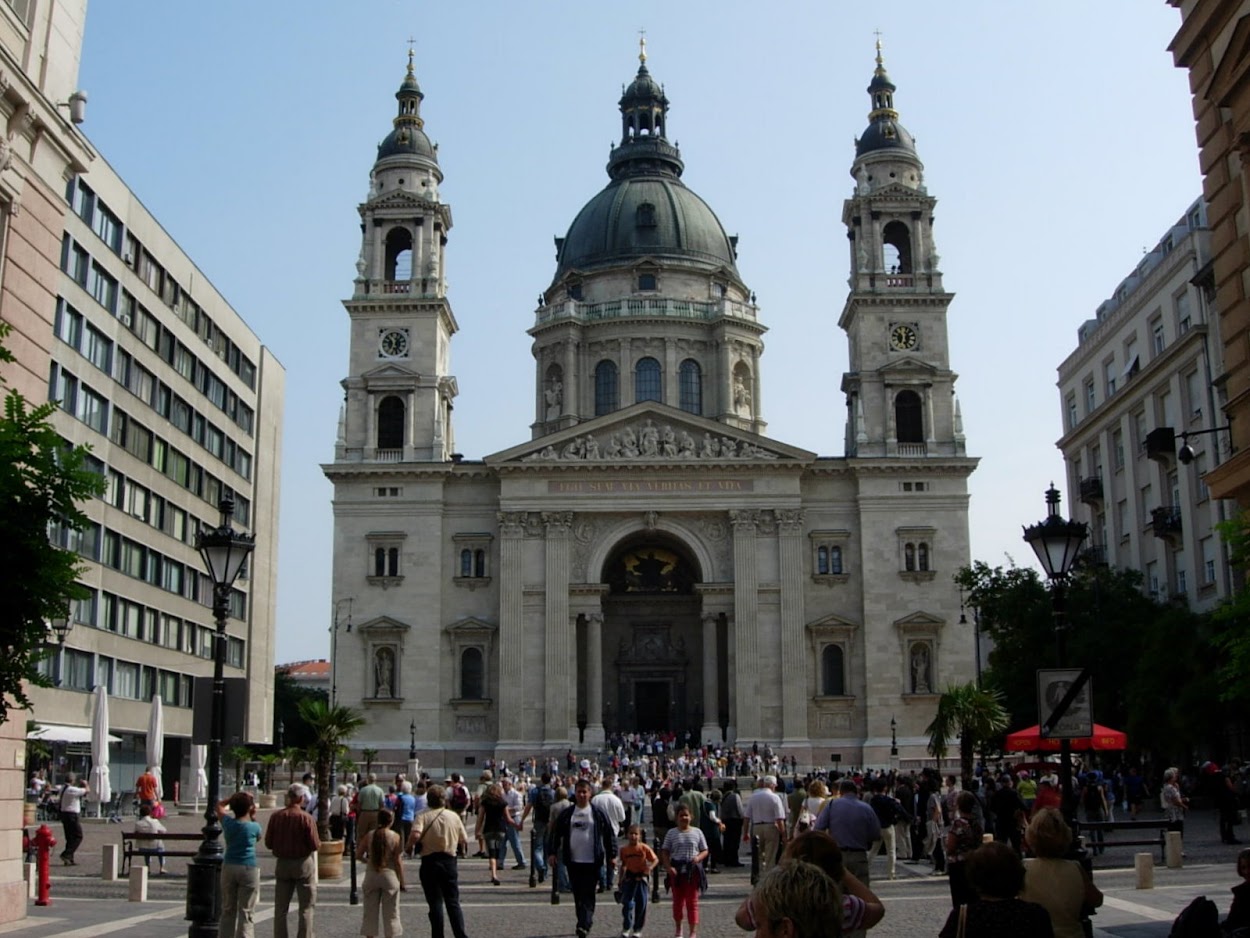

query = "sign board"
[192, 677, 248, 746]
[1036, 668, 1092, 739]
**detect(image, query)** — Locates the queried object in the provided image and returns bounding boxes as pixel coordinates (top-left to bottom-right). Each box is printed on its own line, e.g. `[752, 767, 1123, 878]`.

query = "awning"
[27, 723, 121, 744]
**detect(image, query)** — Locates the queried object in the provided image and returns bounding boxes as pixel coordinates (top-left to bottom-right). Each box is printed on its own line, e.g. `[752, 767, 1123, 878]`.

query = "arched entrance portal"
[597, 535, 706, 736]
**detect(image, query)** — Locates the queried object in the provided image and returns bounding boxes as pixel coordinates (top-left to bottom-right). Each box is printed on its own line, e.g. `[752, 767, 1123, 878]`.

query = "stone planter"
[317, 839, 344, 880]
[258, 793, 277, 809]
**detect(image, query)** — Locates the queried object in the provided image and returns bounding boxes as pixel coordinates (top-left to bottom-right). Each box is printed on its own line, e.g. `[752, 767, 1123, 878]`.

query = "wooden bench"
[1075, 819, 1169, 860]
[121, 831, 203, 874]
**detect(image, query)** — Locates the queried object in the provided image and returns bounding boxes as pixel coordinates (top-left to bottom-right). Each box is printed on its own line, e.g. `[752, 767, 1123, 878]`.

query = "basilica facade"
[324, 45, 977, 772]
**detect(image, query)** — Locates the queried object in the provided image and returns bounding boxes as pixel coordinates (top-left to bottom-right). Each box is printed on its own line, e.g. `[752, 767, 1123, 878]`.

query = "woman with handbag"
[938, 841, 1053, 938]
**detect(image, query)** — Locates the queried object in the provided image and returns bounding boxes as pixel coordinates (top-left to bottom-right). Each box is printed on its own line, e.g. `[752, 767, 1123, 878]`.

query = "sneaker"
[576, 928, 588, 938]
[513, 862, 527, 870]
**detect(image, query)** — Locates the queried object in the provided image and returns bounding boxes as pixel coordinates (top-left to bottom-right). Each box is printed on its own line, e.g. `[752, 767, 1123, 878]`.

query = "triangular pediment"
[446, 616, 496, 636]
[485, 401, 815, 465]
[367, 190, 440, 212]
[867, 182, 929, 201]
[362, 363, 418, 380]
[893, 610, 944, 628]
[879, 356, 937, 378]
[357, 616, 411, 634]
[806, 613, 861, 631]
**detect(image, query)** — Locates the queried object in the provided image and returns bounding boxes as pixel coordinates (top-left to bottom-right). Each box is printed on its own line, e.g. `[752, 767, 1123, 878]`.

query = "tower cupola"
[854, 39, 917, 159]
[375, 49, 441, 174]
[608, 37, 684, 180]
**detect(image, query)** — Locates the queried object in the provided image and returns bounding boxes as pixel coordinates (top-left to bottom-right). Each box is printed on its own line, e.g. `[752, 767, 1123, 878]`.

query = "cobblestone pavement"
[13, 804, 1247, 937]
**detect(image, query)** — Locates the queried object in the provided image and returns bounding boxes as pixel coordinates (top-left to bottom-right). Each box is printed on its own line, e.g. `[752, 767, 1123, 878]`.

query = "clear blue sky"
[77, 1, 1200, 663]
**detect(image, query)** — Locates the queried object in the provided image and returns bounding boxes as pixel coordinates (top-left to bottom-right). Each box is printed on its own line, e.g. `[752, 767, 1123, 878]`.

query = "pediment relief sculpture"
[522, 417, 779, 462]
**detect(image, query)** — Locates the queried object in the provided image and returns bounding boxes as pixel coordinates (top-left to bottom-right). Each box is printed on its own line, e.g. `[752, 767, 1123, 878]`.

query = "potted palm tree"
[297, 697, 365, 880]
[257, 753, 283, 808]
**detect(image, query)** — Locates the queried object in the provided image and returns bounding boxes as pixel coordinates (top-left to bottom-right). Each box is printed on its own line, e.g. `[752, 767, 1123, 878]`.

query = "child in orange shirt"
[618, 824, 659, 937]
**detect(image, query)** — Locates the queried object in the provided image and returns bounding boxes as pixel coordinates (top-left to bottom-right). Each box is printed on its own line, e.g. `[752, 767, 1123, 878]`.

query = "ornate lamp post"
[890, 716, 898, 757]
[1022, 484, 1088, 827]
[328, 598, 352, 792]
[186, 498, 255, 938]
[48, 614, 72, 686]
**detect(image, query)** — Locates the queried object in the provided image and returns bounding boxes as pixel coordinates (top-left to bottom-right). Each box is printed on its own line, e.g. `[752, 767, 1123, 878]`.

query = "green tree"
[0, 323, 105, 724]
[298, 698, 365, 841]
[273, 668, 326, 751]
[257, 753, 283, 794]
[361, 747, 378, 777]
[925, 681, 1009, 788]
[1212, 510, 1250, 706]
[226, 745, 254, 791]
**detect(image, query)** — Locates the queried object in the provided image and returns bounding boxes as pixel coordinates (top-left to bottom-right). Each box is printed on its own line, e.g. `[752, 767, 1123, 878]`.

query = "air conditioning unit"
[123, 253, 133, 265]
[119, 312, 132, 327]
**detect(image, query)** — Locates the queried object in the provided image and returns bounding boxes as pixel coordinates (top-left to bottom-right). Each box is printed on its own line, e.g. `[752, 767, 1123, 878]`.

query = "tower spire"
[639, 28, 647, 64]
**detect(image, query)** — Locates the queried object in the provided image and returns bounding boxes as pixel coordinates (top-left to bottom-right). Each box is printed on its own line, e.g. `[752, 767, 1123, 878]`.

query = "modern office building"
[27, 150, 284, 803]
[1056, 198, 1233, 609]
[325, 47, 978, 773]
[0, 0, 92, 923]
[1171, 3, 1250, 507]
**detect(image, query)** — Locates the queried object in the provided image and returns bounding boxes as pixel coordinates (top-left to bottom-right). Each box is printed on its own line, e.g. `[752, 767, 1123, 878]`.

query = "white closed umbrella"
[146, 695, 165, 800]
[90, 684, 112, 816]
[192, 743, 208, 813]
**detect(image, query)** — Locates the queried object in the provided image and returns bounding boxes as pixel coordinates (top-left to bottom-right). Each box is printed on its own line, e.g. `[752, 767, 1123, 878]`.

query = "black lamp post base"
[185, 855, 223, 937]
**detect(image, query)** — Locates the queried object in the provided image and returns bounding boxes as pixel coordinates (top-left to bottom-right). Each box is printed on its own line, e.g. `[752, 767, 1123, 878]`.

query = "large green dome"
[551, 55, 739, 284]
[554, 175, 738, 279]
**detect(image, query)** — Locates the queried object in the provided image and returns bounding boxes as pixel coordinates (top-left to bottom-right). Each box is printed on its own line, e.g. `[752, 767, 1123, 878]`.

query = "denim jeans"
[504, 822, 525, 864]
[620, 875, 649, 933]
[529, 823, 548, 878]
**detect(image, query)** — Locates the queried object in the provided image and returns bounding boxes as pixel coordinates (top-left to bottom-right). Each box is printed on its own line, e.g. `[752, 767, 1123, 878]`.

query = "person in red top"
[135, 766, 160, 809]
[1031, 779, 1061, 817]
[618, 825, 658, 937]
[265, 784, 321, 938]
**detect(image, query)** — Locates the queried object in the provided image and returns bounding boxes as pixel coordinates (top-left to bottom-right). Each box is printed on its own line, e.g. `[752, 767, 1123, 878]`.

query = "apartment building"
[29, 152, 284, 801]
[1057, 198, 1232, 609]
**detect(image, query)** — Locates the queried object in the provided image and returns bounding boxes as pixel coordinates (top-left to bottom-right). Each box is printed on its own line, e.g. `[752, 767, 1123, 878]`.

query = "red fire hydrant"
[33, 823, 55, 906]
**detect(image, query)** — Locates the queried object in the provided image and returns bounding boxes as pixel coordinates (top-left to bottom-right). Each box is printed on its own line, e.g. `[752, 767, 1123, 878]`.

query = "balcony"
[1078, 476, 1104, 504]
[533, 296, 759, 327]
[1077, 545, 1108, 568]
[1150, 505, 1183, 539]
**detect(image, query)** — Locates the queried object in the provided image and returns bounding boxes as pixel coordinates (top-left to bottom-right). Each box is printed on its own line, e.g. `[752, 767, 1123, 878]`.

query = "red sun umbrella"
[1004, 723, 1128, 752]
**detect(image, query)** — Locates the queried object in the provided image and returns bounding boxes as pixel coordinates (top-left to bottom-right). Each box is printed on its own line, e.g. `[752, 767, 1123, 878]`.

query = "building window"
[1113, 429, 1124, 470]
[377, 395, 405, 450]
[1151, 316, 1165, 356]
[678, 359, 702, 415]
[1176, 291, 1192, 334]
[898, 527, 936, 579]
[454, 534, 493, 586]
[638, 273, 657, 291]
[820, 645, 845, 696]
[895, 390, 923, 442]
[367, 533, 406, 584]
[1202, 536, 1216, 584]
[1084, 379, 1096, 415]
[634, 357, 661, 403]
[636, 203, 656, 227]
[594, 360, 618, 415]
[460, 549, 472, 578]
[1066, 394, 1078, 431]
[460, 647, 484, 699]
[1104, 360, 1117, 397]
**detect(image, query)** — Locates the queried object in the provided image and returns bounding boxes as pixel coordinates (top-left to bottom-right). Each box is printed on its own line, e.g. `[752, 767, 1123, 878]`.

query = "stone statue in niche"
[910, 643, 931, 695]
[375, 647, 396, 698]
[545, 377, 563, 421]
[733, 372, 753, 417]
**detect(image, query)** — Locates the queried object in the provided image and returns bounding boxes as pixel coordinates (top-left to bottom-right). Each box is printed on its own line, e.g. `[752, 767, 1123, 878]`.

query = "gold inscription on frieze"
[547, 479, 753, 494]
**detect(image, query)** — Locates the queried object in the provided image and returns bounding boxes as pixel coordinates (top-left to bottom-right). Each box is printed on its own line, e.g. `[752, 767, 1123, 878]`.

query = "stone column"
[497, 511, 528, 743]
[776, 509, 807, 744]
[730, 510, 760, 741]
[664, 337, 678, 408]
[585, 612, 605, 744]
[700, 613, 720, 745]
[751, 347, 763, 431]
[619, 339, 631, 405]
[562, 340, 577, 418]
[719, 341, 733, 416]
[543, 512, 573, 744]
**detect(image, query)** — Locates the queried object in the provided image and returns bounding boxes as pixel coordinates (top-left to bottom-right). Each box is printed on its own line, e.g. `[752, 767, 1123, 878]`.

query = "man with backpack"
[522, 772, 556, 884]
[446, 773, 471, 858]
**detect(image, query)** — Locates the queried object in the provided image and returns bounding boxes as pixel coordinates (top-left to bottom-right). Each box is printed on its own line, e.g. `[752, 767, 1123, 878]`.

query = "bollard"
[750, 834, 760, 886]
[1134, 852, 1154, 889]
[982, 833, 994, 843]
[102, 842, 120, 881]
[1165, 830, 1183, 869]
[22, 862, 35, 898]
[128, 864, 148, 902]
[529, 828, 537, 888]
[651, 836, 662, 902]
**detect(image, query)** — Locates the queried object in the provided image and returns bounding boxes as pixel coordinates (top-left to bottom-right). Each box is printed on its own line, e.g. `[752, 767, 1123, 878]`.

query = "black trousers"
[723, 819, 744, 864]
[568, 860, 601, 932]
[61, 811, 83, 859]
[419, 853, 469, 938]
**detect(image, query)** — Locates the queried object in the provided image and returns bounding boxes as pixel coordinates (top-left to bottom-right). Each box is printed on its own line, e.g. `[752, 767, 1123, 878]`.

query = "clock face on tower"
[379, 328, 410, 359]
[889, 323, 918, 351]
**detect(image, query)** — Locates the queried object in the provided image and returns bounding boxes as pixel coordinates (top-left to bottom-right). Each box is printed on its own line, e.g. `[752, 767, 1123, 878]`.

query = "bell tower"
[338, 51, 459, 463]
[839, 42, 965, 459]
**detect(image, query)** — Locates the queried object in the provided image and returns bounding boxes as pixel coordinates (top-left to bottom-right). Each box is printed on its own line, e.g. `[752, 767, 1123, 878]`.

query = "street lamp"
[47, 614, 72, 686]
[890, 716, 898, 758]
[958, 587, 983, 688]
[409, 720, 417, 760]
[329, 598, 353, 792]
[1022, 483, 1088, 828]
[186, 498, 255, 938]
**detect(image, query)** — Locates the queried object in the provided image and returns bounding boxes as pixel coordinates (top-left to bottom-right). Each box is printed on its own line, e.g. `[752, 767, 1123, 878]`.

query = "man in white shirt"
[551, 779, 617, 938]
[59, 774, 89, 865]
[591, 778, 626, 892]
[744, 775, 786, 876]
[501, 776, 527, 869]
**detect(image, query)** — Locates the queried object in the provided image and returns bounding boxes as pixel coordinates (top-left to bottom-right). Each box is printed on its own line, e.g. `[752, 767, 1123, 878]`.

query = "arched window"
[896, 390, 923, 443]
[821, 645, 845, 696]
[460, 549, 472, 578]
[460, 647, 484, 699]
[829, 546, 843, 575]
[374, 547, 386, 577]
[817, 546, 829, 575]
[387, 548, 399, 577]
[905, 543, 916, 572]
[595, 360, 618, 416]
[474, 549, 486, 577]
[636, 203, 657, 228]
[635, 357, 661, 403]
[377, 395, 405, 450]
[882, 220, 912, 274]
[384, 227, 414, 281]
[679, 359, 702, 415]
[917, 542, 930, 572]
